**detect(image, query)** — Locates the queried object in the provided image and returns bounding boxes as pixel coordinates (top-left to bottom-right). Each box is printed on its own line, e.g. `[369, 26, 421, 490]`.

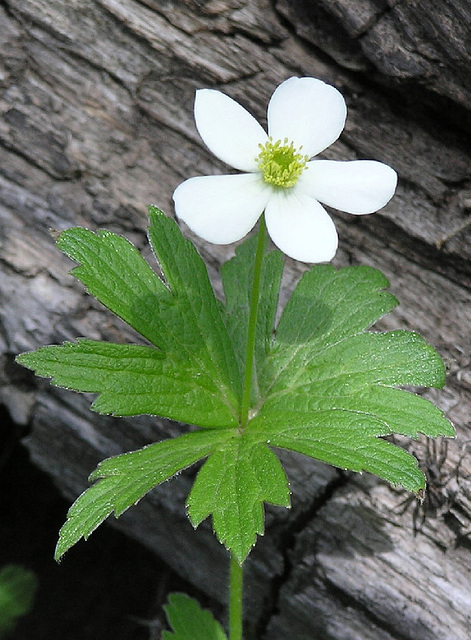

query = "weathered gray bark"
[1, 1, 470, 638]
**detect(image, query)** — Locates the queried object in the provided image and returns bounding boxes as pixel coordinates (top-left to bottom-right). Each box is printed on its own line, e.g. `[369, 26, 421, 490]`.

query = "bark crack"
[255, 469, 349, 639]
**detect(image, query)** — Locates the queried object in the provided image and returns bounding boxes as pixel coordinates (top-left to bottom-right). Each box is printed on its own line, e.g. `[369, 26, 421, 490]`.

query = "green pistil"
[256, 137, 309, 188]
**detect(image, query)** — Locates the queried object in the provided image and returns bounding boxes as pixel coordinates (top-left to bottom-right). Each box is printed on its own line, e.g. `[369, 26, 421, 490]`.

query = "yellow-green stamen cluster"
[256, 137, 309, 188]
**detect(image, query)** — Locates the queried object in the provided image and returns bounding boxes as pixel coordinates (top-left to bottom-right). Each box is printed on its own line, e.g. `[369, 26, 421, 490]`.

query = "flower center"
[256, 138, 309, 188]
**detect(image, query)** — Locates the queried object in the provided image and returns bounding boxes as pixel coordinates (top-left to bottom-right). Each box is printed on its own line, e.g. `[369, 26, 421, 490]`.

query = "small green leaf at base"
[163, 593, 227, 640]
[0, 565, 38, 635]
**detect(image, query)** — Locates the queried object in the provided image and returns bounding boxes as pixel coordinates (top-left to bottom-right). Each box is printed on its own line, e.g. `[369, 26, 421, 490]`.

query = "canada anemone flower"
[173, 77, 397, 263]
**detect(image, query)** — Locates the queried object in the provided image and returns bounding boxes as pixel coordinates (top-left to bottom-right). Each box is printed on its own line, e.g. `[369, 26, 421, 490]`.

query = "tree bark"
[1, 1, 470, 638]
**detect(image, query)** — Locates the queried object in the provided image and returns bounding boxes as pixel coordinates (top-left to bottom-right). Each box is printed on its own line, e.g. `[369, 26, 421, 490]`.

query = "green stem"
[229, 216, 267, 639]
[240, 215, 267, 429]
[229, 552, 243, 640]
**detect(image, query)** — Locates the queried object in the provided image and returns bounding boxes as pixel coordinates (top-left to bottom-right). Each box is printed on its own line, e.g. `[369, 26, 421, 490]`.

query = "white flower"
[173, 77, 397, 263]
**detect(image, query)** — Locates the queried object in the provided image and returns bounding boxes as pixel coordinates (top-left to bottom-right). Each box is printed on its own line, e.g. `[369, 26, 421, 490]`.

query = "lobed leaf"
[55, 428, 233, 561]
[19, 208, 241, 425]
[263, 264, 398, 396]
[251, 409, 426, 491]
[331, 385, 452, 438]
[17, 216, 455, 563]
[247, 261, 453, 495]
[146, 207, 241, 397]
[276, 264, 397, 345]
[56, 222, 170, 348]
[260, 331, 448, 418]
[17, 339, 237, 426]
[187, 434, 290, 563]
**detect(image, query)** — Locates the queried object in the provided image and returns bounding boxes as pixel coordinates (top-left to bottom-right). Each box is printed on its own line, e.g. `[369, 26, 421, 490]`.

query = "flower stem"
[229, 216, 266, 639]
[240, 215, 267, 429]
[229, 552, 243, 640]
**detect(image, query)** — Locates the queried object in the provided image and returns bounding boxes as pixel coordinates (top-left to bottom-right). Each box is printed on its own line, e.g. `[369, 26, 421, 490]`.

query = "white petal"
[267, 77, 347, 158]
[194, 89, 268, 172]
[173, 173, 271, 244]
[264, 190, 338, 263]
[299, 160, 398, 214]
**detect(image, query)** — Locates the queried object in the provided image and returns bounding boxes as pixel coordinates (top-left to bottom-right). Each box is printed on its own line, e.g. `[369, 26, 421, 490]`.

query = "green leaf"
[0, 565, 38, 636]
[246, 262, 454, 494]
[55, 428, 233, 561]
[187, 433, 290, 563]
[146, 207, 241, 397]
[17, 340, 235, 425]
[56, 220, 170, 348]
[263, 264, 399, 395]
[163, 593, 227, 640]
[18, 208, 241, 427]
[332, 385, 451, 438]
[18, 215, 454, 563]
[251, 410, 426, 491]
[276, 264, 397, 343]
[55, 420, 290, 563]
[261, 330, 447, 414]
